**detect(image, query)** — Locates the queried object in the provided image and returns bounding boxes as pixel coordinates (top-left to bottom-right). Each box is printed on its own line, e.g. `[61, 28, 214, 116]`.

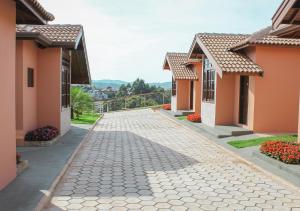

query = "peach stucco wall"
[252, 46, 300, 133]
[176, 80, 191, 110]
[16, 41, 39, 146]
[193, 63, 202, 115]
[215, 74, 235, 125]
[0, 0, 16, 190]
[298, 93, 300, 142]
[37, 48, 62, 131]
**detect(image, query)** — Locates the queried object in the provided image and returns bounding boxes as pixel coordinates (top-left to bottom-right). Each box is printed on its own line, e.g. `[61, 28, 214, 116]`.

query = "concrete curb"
[253, 151, 300, 178]
[158, 110, 300, 195]
[35, 115, 103, 211]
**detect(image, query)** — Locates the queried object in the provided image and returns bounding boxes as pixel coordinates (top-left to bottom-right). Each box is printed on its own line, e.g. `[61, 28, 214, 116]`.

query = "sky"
[40, 0, 282, 83]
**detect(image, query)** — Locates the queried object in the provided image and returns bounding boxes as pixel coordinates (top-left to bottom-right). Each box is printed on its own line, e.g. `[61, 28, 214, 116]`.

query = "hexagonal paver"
[46, 109, 300, 210]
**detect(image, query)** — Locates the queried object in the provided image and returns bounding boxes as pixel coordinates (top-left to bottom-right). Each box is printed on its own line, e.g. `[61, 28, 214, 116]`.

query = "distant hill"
[92, 80, 127, 89]
[92, 80, 171, 90]
[148, 82, 172, 89]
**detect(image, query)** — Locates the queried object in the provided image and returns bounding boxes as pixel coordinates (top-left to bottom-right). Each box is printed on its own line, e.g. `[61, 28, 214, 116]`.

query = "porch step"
[173, 110, 194, 117]
[181, 121, 253, 138]
[160, 109, 253, 138]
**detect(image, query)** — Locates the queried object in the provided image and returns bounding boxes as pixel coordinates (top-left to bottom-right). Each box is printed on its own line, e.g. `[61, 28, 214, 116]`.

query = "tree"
[71, 87, 93, 119]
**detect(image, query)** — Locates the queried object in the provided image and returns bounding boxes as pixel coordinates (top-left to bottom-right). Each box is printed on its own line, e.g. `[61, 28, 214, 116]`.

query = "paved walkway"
[0, 125, 90, 211]
[46, 109, 300, 211]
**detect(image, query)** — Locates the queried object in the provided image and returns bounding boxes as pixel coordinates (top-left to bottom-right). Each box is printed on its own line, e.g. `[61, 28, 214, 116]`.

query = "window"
[202, 58, 215, 102]
[27, 68, 34, 87]
[61, 59, 70, 108]
[172, 78, 176, 96]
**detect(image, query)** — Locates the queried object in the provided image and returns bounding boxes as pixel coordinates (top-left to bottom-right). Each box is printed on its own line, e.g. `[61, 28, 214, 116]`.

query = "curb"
[35, 115, 103, 211]
[158, 110, 300, 195]
[253, 151, 300, 178]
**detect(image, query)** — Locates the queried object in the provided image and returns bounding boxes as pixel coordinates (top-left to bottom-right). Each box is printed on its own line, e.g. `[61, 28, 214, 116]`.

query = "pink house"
[0, 0, 54, 190]
[15, 24, 90, 146]
[163, 53, 199, 115]
[186, 29, 300, 133]
[164, 0, 300, 134]
[0, 0, 90, 190]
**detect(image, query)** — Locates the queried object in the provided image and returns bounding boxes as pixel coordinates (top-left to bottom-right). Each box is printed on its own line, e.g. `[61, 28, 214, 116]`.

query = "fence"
[94, 91, 171, 113]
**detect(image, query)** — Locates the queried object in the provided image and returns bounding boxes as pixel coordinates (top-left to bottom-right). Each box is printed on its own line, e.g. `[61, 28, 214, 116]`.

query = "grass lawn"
[72, 113, 101, 125]
[177, 116, 187, 121]
[228, 134, 298, 149]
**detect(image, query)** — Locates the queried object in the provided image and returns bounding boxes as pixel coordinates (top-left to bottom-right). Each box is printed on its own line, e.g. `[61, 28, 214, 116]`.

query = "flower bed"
[260, 141, 300, 164]
[25, 126, 59, 142]
[187, 113, 201, 123]
[162, 104, 171, 110]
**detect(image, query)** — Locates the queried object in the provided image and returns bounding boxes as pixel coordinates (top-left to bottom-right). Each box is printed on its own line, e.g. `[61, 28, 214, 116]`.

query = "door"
[239, 76, 249, 124]
[190, 81, 194, 110]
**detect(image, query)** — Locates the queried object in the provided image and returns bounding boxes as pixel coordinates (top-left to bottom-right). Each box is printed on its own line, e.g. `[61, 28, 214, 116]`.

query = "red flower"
[162, 104, 171, 110]
[260, 141, 300, 164]
[187, 113, 201, 123]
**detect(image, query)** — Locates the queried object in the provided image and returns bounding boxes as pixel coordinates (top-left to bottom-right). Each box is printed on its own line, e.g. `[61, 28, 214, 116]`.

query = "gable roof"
[16, 24, 82, 48]
[163, 53, 198, 80]
[16, 0, 55, 24]
[188, 33, 263, 77]
[230, 26, 300, 50]
[16, 24, 90, 85]
[272, 0, 300, 29]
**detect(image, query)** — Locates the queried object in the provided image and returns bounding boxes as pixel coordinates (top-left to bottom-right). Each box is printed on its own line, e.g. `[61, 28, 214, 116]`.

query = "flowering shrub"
[25, 126, 59, 142]
[162, 104, 171, 110]
[187, 113, 201, 123]
[260, 141, 300, 164]
[16, 153, 21, 164]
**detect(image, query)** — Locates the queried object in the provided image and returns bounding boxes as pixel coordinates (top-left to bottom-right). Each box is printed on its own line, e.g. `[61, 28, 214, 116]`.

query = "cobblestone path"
[46, 109, 300, 211]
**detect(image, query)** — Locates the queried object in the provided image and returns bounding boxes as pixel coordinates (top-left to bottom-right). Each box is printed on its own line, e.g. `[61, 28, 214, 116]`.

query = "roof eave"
[16, 31, 52, 46]
[272, 0, 298, 29]
[18, 0, 51, 24]
[162, 55, 171, 70]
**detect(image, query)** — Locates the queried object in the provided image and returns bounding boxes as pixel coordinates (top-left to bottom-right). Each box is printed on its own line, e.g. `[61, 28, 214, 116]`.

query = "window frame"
[202, 58, 215, 102]
[27, 68, 34, 87]
[61, 52, 71, 108]
[172, 78, 176, 96]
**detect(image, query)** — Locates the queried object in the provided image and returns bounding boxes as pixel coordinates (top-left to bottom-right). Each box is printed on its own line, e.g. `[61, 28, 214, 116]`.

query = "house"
[0, 0, 54, 190]
[163, 53, 200, 115]
[164, 15, 300, 133]
[186, 29, 300, 133]
[271, 0, 300, 141]
[0, 0, 90, 190]
[15, 24, 90, 146]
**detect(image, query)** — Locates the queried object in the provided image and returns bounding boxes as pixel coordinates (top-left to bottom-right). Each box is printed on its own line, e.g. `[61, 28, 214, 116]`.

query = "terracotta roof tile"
[230, 26, 300, 50]
[165, 53, 198, 80]
[16, 24, 82, 47]
[196, 33, 263, 74]
[20, 0, 55, 21]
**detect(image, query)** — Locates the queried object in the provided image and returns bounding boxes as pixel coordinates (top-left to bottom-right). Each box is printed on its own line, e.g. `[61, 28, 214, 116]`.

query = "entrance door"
[239, 76, 249, 124]
[190, 81, 194, 110]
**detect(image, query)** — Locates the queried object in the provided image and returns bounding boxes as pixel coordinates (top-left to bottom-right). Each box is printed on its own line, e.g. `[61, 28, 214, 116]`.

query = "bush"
[25, 126, 59, 142]
[187, 113, 201, 122]
[162, 104, 171, 110]
[260, 141, 300, 164]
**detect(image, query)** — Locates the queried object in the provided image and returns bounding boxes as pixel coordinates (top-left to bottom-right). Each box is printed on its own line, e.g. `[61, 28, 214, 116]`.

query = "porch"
[161, 109, 253, 138]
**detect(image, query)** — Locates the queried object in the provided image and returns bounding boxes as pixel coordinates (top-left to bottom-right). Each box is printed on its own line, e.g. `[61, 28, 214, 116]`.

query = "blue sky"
[40, 0, 282, 82]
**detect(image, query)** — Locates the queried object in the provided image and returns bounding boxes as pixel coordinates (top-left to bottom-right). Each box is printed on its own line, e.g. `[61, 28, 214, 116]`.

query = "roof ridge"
[167, 52, 187, 55]
[22, 0, 55, 21]
[197, 32, 250, 36]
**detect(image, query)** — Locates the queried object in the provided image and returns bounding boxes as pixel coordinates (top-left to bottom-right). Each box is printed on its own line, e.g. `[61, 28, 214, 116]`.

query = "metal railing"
[94, 91, 171, 113]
